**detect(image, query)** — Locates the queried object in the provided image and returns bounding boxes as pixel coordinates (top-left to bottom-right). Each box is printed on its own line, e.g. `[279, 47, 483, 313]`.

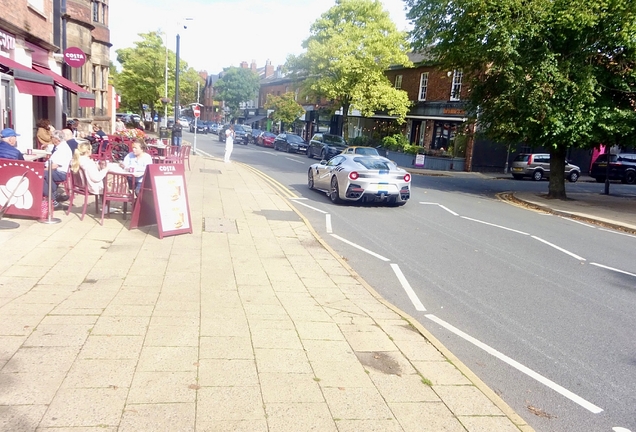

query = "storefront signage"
[130, 163, 192, 239]
[63, 47, 87, 68]
[0, 30, 16, 53]
[443, 108, 466, 115]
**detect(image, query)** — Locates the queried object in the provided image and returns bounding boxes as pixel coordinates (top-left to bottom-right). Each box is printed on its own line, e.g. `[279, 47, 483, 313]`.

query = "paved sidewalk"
[0, 154, 532, 431]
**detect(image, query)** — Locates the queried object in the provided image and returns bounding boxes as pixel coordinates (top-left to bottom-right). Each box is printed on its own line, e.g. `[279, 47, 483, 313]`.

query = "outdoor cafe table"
[21, 149, 48, 162]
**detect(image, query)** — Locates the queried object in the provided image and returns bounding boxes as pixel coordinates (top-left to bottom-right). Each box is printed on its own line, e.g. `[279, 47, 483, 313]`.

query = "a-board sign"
[130, 163, 192, 238]
[0, 159, 46, 218]
[414, 154, 425, 167]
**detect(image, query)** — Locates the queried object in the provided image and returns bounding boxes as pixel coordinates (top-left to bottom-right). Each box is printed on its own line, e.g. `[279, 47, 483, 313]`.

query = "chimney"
[251, 59, 257, 71]
[265, 59, 274, 78]
[275, 65, 282, 78]
[240, 61, 248, 68]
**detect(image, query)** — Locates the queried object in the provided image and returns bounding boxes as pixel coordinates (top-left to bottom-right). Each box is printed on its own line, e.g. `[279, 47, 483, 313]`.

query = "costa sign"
[63, 47, 86, 68]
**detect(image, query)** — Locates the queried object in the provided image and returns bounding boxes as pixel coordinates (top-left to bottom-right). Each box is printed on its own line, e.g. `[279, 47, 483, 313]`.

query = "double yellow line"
[243, 165, 298, 200]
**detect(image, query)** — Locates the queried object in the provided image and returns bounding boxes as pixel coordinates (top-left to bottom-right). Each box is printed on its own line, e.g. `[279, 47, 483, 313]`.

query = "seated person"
[62, 128, 79, 154]
[92, 124, 109, 153]
[70, 142, 109, 195]
[0, 128, 24, 160]
[42, 130, 73, 205]
[120, 139, 152, 194]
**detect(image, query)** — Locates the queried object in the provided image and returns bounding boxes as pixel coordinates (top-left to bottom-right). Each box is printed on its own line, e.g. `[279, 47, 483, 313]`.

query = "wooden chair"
[180, 145, 191, 170]
[66, 168, 99, 220]
[100, 172, 135, 225]
[157, 145, 180, 164]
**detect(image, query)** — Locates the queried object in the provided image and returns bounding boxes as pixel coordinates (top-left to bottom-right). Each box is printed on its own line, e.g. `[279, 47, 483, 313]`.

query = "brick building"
[0, 0, 109, 152]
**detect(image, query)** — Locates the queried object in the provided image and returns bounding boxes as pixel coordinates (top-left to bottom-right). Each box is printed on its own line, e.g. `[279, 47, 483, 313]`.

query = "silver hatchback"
[511, 153, 581, 182]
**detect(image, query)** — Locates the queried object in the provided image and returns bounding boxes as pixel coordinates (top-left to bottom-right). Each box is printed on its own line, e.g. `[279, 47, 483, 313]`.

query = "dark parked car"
[189, 120, 208, 134]
[249, 129, 262, 144]
[218, 124, 249, 145]
[257, 131, 276, 148]
[590, 153, 636, 184]
[273, 133, 308, 153]
[307, 133, 347, 160]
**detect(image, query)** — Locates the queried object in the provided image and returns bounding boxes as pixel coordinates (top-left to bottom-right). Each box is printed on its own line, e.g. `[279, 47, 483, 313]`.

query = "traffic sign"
[193, 106, 200, 118]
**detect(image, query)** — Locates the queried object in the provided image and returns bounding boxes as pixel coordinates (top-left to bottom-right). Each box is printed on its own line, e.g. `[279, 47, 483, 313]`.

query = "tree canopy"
[405, 0, 636, 198]
[264, 92, 305, 131]
[213, 67, 260, 120]
[286, 0, 412, 137]
[113, 31, 203, 122]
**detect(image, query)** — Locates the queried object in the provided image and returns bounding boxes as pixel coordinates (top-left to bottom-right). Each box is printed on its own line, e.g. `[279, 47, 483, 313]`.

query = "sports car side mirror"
[319, 160, 327, 165]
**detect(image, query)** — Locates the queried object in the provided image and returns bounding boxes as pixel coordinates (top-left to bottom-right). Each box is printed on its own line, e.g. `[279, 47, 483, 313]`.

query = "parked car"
[307, 133, 348, 160]
[341, 146, 380, 156]
[308, 154, 411, 206]
[590, 153, 636, 184]
[510, 153, 581, 182]
[209, 123, 220, 134]
[249, 128, 262, 144]
[257, 131, 277, 148]
[189, 120, 208, 134]
[178, 118, 189, 128]
[218, 124, 249, 145]
[273, 133, 308, 153]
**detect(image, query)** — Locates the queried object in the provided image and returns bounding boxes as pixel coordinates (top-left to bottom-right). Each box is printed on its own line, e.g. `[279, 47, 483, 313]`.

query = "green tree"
[264, 92, 305, 131]
[406, 0, 636, 198]
[114, 31, 203, 123]
[213, 67, 260, 120]
[286, 0, 412, 138]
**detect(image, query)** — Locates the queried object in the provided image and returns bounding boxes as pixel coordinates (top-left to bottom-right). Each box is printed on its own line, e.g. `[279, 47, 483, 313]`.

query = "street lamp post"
[173, 18, 193, 145]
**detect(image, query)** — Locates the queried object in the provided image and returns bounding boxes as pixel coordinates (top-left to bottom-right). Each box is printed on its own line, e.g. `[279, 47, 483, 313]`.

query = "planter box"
[382, 150, 465, 171]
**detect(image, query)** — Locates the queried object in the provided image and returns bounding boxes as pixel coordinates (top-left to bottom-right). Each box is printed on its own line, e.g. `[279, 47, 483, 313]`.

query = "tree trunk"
[341, 102, 350, 138]
[547, 146, 567, 199]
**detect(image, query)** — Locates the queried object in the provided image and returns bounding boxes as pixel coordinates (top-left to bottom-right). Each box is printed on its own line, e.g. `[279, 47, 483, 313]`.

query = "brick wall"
[0, 0, 53, 46]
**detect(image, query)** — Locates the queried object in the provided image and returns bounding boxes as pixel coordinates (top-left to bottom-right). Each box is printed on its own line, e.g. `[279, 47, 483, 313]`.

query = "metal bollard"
[38, 160, 61, 224]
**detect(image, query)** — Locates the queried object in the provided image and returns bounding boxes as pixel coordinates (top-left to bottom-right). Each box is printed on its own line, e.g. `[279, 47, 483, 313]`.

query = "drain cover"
[200, 168, 222, 174]
[204, 217, 238, 233]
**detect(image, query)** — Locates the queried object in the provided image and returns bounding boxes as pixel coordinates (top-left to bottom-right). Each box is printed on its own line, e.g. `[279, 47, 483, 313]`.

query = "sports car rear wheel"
[329, 176, 341, 203]
[308, 169, 315, 190]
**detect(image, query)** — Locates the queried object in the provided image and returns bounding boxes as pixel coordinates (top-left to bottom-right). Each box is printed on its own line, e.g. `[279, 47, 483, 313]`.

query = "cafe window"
[394, 75, 403, 89]
[450, 69, 462, 101]
[418, 72, 428, 101]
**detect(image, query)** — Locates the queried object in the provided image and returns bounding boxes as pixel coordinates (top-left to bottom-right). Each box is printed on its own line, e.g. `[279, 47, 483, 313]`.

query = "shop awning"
[0, 56, 56, 96]
[14, 79, 56, 97]
[244, 115, 266, 124]
[32, 65, 95, 107]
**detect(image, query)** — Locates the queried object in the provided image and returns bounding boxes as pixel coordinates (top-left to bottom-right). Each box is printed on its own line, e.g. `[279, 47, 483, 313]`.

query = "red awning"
[14, 79, 56, 97]
[0, 55, 56, 96]
[32, 64, 95, 107]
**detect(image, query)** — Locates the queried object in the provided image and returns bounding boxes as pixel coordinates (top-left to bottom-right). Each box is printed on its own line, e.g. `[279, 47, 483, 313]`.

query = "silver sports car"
[308, 154, 411, 205]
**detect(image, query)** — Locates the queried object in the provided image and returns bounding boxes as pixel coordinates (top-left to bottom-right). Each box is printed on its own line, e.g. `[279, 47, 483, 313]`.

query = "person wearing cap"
[0, 128, 24, 160]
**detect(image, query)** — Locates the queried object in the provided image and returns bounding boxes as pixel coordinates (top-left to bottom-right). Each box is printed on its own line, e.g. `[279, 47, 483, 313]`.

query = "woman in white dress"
[224, 125, 234, 163]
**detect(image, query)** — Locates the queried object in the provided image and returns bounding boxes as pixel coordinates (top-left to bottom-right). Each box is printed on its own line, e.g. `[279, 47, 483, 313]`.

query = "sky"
[109, 0, 413, 75]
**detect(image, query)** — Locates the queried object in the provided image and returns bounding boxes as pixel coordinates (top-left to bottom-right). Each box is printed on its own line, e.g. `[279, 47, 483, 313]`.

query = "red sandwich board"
[0, 159, 46, 219]
[130, 164, 192, 239]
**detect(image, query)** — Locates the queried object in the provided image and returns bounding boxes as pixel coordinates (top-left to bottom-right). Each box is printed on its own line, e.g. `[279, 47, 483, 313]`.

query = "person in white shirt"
[224, 125, 234, 163]
[42, 130, 73, 204]
[70, 142, 109, 195]
[120, 140, 153, 193]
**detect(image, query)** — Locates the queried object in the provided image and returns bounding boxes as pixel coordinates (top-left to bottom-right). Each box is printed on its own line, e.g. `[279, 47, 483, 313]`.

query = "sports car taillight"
[349, 171, 359, 180]
[403, 173, 411, 182]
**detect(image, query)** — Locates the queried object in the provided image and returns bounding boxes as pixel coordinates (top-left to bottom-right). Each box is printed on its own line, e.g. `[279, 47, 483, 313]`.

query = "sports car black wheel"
[308, 169, 315, 190]
[329, 176, 341, 203]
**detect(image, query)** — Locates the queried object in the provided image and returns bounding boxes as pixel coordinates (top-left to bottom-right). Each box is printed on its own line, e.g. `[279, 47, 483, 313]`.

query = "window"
[450, 69, 462, 101]
[394, 75, 403, 89]
[92, 66, 97, 88]
[418, 72, 428, 101]
[92, 1, 99, 21]
[28, 0, 44, 11]
[101, 3, 107, 24]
